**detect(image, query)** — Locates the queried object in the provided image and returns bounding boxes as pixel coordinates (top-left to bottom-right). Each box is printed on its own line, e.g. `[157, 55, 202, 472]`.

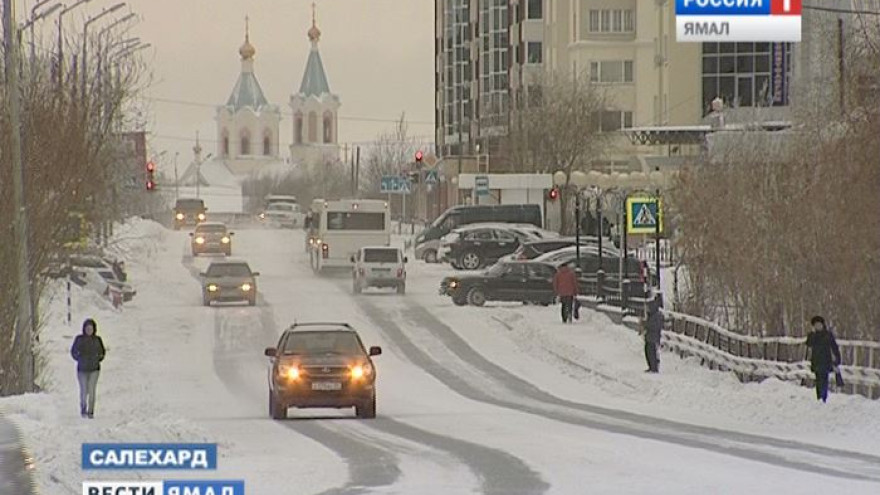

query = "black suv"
[442, 227, 531, 270]
[440, 261, 557, 306]
[264, 323, 382, 419]
[173, 198, 207, 230]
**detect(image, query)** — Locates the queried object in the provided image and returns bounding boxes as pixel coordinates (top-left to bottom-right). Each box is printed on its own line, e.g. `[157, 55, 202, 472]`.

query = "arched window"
[263, 134, 272, 156]
[308, 111, 317, 143]
[221, 131, 229, 157]
[322, 112, 333, 144]
[240, 131, 251, 156]
[294, 113, 303, 144]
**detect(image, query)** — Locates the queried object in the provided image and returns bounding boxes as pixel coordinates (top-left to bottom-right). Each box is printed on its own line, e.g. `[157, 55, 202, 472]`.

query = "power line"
[145, 96, 435, 126]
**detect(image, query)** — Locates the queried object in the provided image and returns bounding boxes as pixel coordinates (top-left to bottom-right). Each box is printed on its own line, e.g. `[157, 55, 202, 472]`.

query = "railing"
[576, 274, 880, 400]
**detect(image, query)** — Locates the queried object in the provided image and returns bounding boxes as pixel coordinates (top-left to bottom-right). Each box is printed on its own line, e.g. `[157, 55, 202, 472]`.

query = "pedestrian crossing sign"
[626, 197, 663, 234]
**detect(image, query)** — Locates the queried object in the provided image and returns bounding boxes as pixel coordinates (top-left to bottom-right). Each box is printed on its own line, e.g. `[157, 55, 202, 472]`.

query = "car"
[351, 246, 407, 294]
[264, 322, 382, 419]
[199, 259, 259, 306]
[173, 198, 207, 230]
[439, 225, 533, 270]
[531, 244, 622, 265]
[259, 203, 305, 228]
[500, 236, 614, 263]
[439, 261, 558, 307]
[68, 254, 128, 282]
[189, 222, 234, 256]
[70, 265, 136, 302]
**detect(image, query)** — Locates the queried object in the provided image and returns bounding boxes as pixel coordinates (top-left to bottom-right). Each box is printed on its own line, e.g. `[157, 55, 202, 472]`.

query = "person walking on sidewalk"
[71, 318, 105, 418]
[643, 295, 663, 373]
[805, 315, 841, 403]
[552, 262, 580, 323]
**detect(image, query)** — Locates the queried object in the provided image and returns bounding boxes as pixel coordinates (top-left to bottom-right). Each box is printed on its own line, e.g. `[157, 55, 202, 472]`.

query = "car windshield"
[282, 331, 362, 355]
[268, 204, 295, 211]
[196, 225, 227, 233]
[176, 200, 204, 210]
[363, 249, 398, 263]
[206, 263, 251, 277]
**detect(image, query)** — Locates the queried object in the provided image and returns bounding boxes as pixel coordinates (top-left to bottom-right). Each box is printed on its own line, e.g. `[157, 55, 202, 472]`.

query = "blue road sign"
[626, 197, 663, 234]
[475, 175, 489, 196]
[380, 175, 411, 194]
[424, 169, 439, 185]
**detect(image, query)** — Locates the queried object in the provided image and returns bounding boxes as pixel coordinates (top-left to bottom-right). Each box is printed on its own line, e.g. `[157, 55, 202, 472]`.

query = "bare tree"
[504, 71, 609, 233]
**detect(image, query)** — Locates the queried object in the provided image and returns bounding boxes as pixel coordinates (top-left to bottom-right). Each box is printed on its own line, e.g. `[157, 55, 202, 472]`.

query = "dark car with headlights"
[441, 226, 532, 270]
[173, 198, 207, 230]
[264, 323, 382, 419]
[199, 259, 259, 306]
[440, 261, 557, 306]
[189, 222, 234, 256]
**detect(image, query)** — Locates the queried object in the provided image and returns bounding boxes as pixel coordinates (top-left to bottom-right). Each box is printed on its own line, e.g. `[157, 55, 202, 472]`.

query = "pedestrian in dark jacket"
[70, 318, 105, 418]
[643, 296, 663, 373]
[552, 263, 580, 323]
[805, 315, 841, 403]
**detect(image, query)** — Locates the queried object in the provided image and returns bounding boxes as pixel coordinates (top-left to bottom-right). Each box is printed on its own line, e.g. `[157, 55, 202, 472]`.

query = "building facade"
[289, 12, 342, 168]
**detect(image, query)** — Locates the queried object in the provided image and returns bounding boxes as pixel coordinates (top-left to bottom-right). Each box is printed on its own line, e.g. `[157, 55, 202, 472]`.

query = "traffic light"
[146, 161, 156, 191]
[415, 150, 424, 167]
[547, 186, 559, 201]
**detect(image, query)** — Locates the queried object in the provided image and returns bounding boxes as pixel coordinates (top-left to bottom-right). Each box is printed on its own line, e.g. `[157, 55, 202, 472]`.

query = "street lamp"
[21, 1, 62, 71]
[57, 0, 93, 87]
[82, 2, 126, 103]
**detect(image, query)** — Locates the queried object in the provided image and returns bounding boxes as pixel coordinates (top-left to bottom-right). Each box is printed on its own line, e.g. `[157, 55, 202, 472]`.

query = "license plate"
[311, 381, 342, 391]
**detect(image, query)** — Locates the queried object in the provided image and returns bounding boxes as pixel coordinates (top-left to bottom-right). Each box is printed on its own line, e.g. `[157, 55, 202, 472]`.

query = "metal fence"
[576, 275, 880, 400]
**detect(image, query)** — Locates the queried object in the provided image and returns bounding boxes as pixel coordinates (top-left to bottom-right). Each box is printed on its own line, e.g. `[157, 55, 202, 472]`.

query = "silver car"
[200, 259, 259, 306]
[190, 222, 234, 256]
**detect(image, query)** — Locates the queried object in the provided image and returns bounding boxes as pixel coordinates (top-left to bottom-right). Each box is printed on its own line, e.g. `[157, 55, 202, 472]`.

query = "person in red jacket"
[552, 262, 580, 323]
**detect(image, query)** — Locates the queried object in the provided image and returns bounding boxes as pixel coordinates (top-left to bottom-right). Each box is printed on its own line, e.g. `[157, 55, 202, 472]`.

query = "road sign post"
[474, 175, 489, 204]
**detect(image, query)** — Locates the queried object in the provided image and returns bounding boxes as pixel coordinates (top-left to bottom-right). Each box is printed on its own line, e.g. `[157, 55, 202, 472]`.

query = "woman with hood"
[805, 315, 841, 403]
[70, 318, 105, 418]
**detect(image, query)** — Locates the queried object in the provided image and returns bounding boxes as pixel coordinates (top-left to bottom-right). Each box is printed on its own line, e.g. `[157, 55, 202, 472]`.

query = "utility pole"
[4, 0, 36, 392]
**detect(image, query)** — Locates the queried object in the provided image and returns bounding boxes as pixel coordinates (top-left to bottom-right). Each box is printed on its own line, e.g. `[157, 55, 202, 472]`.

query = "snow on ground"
[405, 260, 880, 457]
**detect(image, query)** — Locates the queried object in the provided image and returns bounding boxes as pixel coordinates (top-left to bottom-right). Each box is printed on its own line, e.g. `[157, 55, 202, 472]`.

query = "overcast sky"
[30, 0, 435, 167]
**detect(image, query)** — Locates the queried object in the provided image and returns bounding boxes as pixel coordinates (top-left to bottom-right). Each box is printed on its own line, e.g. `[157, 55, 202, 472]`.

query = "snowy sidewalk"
[0, 413, 36, 494]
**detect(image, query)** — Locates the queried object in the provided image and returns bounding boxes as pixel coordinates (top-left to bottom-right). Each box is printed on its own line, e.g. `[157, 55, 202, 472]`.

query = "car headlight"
[448, 280, 459, 289]
[221, 236, 230, 244]
[197, 213, 206, 221]
[207, 284, 218, 292]
[279, 364, 301, 380]
[175, 213, 184, 220]
[195, 237, 205, 244]
[350, 363, 372, 380]
[241, 283, 252, 292]
[259, 213, 265, 219]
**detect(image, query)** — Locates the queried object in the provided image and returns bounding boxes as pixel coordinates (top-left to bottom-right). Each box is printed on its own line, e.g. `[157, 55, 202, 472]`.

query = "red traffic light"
[146, 180, 156, 191]
[415, 150, 423, 162]
[547, 187, 559, 201]
[146, 161, 155, 172]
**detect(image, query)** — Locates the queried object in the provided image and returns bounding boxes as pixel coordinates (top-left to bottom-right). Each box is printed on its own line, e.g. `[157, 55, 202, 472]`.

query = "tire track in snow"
[180, 252, 402, 495]
[352, 293, 880, 483]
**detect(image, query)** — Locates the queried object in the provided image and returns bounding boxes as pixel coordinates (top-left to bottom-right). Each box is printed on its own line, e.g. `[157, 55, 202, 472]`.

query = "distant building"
[289, 9, 342, 168]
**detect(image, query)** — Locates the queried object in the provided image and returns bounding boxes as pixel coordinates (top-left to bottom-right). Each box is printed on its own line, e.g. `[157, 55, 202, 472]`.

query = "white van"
[351, 246, 407, 294]
[309, 199, 391, 273]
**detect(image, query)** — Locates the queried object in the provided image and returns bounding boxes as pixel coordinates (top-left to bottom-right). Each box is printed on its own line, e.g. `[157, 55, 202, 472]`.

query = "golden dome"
[308, 3, 321, 42]
[239, 16, 255, 60]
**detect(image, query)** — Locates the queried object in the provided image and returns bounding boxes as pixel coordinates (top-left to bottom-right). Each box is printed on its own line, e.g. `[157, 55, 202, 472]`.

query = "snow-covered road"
[4, 220, 880, 494]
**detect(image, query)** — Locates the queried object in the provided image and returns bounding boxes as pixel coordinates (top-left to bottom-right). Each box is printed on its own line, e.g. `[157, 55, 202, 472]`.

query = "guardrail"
[576, 276, 880, 400]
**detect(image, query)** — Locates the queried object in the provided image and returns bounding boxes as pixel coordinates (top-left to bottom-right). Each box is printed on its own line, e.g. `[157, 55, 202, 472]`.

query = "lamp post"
[81, 2, 126, 103]
[649, 169, 668, 291]
[22, 1, 61, 72]
[56, 0, 92, 87]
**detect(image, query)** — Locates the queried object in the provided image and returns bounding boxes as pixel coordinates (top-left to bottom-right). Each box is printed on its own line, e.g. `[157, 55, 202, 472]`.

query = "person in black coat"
[642, 294, 663, 373]
[805, 315, 841, 403]
[70, 318, 106, 418]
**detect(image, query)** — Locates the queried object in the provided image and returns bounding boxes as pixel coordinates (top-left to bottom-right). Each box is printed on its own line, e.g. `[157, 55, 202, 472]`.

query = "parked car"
[500, 236, 615, 263]
[70, 265, 136, 302]
[539, 249, 653, 297]
[260, 203, 305, 228]
[199, 259, 259, 306]
[189, 222, 234, 256]
[173, 198, 207, 230]
[264, 322, 382, 419]
[439, 261, 558, 306]
[351, 246, 407, 294]
[439, 225, 534, 270]
[413, 204, 542, 262]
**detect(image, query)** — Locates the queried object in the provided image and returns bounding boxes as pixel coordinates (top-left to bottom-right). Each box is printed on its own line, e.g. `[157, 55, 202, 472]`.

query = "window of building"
[527, 42, 542, 64]
[701, 42, 790, 113]
[308, 111, 317, 143]
[294, 113, 303, 144]
[592, 110, 634, 132]
[588, 9, 634, 34]
[590, 60, 634, 83]
[263, 135, 271, 156]
[527, 0, 542, 19]
[221, 132, 229, 157]
[323, 112, 333, 143]
[240, 134, 251, 156]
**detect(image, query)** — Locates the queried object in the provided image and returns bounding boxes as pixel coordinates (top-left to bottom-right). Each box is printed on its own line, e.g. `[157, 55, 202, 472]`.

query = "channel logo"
[675, 0, 802, 42]
[82, 480, 245, 495]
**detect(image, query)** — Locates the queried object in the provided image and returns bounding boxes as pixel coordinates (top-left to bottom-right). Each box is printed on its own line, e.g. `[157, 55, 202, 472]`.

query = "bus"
[309, 199, 391, 273]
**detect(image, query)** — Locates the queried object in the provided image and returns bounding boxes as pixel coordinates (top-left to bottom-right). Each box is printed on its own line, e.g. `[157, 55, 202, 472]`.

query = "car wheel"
[467, 287, 486, 307]
[452, 296, 467, 306]
[459, 251, 482, 270]
[356, 392, 376, 419]
[397, 283, 406, 295]
[270, 393, 287, 420]
[423, 249, 438, 263]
